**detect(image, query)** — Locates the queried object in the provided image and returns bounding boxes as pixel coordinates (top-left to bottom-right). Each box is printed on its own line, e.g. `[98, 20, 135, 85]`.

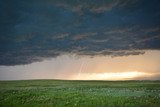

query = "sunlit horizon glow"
[74, 71, 153, 80]
[0, 50, 159, 80]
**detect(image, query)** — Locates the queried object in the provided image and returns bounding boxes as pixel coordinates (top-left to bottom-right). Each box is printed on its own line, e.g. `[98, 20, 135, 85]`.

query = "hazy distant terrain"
[0, 80, 160, 107]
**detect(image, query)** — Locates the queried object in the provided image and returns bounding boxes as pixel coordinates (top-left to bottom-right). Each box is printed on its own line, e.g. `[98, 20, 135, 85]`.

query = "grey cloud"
[51, 33, 69, 39]
[0, 0, 160, 65]
[0, 26, 160, 66]
[89, 39, 109, 43]
[140, 27, 160, 34]
[76, 50, 145, 57]
[88, 1, 119, 13]
[72, 32, 97, 40]
[52, 0, 135, 15]
[1, 26, 160, 65]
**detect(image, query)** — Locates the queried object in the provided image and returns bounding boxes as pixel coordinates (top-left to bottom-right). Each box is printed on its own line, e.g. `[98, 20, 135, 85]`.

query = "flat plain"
[0, 80, 160, 107]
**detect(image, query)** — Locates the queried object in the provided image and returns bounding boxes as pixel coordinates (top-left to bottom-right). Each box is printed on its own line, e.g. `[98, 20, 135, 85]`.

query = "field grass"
[0, 80, 160, 107]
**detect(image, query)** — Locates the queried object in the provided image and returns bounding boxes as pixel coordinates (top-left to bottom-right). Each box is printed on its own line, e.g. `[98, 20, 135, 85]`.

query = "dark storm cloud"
[0, 0, 160, 65]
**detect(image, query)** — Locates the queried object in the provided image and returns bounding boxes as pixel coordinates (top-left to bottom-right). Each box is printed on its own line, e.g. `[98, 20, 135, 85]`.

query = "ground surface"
[0, 80, 160, 107]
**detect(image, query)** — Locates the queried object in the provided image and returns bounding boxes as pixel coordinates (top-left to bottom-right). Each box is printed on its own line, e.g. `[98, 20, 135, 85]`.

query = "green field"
[0, 80, 160, 107]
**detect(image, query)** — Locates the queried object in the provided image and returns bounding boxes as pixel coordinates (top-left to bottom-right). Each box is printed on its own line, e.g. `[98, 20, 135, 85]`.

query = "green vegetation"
[0, 80, 160, 107]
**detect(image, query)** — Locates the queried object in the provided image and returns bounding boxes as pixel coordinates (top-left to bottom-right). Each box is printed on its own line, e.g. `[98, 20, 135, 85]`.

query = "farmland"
[0, 80, 160, 107]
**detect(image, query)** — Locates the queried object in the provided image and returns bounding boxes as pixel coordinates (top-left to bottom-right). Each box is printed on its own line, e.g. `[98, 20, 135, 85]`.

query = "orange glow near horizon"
[73, 71, 153, 80]
[0, 50, 160, 80]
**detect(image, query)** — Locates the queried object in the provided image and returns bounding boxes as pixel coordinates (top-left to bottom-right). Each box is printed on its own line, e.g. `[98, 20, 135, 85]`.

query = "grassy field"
[0, 80, 160, 107]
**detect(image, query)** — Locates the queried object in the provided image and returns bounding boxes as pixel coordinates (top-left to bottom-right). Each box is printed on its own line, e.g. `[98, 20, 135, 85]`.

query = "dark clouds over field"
[0, 0, 160, 65]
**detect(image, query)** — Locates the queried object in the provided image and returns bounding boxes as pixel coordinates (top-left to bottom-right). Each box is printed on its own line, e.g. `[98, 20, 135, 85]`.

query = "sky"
[0, 0, 160, 80]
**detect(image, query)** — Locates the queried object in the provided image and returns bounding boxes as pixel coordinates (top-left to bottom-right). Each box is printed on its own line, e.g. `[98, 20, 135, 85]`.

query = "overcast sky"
[0, 0, 160, 80]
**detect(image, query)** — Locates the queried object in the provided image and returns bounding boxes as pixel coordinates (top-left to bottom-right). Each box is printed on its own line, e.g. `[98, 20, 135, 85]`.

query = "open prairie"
[0, 80, 160, 107]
